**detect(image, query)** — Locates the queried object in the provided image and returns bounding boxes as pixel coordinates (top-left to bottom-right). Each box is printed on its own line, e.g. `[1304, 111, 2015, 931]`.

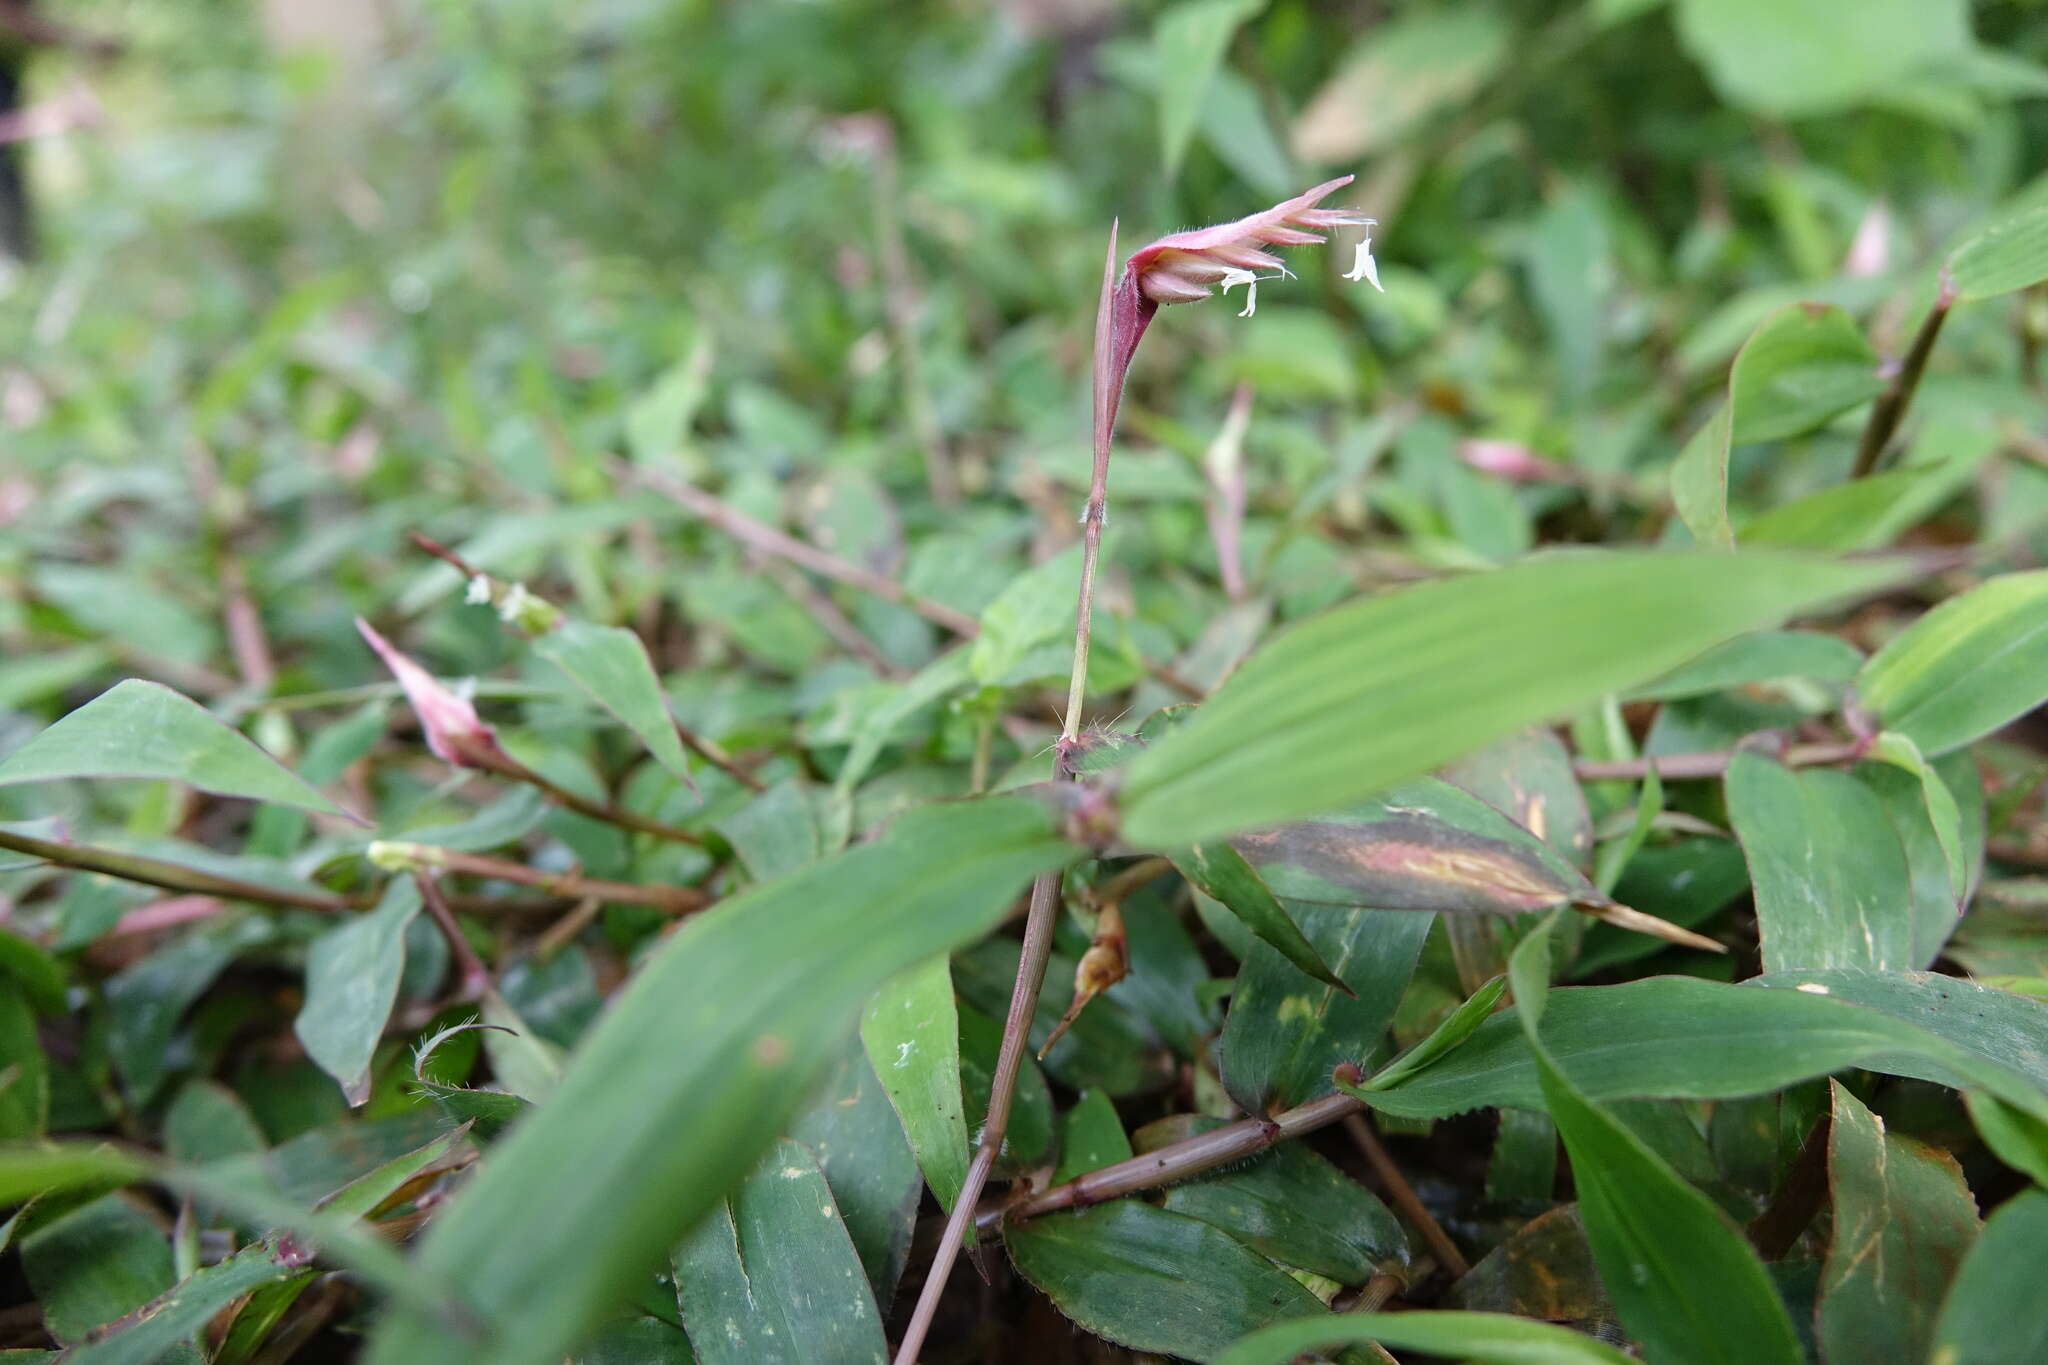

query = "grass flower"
[356, 618, 515, 773]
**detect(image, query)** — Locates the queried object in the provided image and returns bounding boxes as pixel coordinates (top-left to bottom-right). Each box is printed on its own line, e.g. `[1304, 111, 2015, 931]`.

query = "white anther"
[1219, 268, 1259, 318]
[1344, 237, 1383, 292]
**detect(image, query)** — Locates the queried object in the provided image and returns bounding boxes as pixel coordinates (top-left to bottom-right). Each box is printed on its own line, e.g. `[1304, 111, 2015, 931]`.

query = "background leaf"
[1725, 303, 1884, 444]
[1506, 925, 1801, 1365]
[294, 880, 423, 1105]
[1005, 1200, 1333, 1359]
[1930, 1190, 2048, 1364]
[1725, 753, 1915, 971]
[1153, 0, 1267, 178]
[1216, 1310, 1635, 1365]
[1219, 902, 1432, 1114]
[1819, 1080, 1979, 1363]
[1857, 570, 2048, 755]
[672, 1139, 887, 1365]
[534, 621, 695, 786]
[859, 956, 968, 1211]
[1674, 0, 1971, 117]
[0, 680, 352, 819]
[1950, 201, 2048, 300]
[1148, 1115, 1409, 1281]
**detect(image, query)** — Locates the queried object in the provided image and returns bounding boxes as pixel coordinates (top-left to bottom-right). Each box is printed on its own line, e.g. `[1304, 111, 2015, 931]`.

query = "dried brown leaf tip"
[1038, 901, 1128, 1060]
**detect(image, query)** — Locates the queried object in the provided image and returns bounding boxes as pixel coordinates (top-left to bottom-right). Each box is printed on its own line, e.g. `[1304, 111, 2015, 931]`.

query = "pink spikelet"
[1093, 177, 1375, 454]
[356, 618, 516, 774]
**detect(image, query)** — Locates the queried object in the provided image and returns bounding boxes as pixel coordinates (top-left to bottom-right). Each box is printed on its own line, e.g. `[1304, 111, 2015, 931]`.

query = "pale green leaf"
[859, 957, 968, 1211]
[535, 621, 694, 786]
[1121, 550, 1904, 847]
[0, 680, 352, 820]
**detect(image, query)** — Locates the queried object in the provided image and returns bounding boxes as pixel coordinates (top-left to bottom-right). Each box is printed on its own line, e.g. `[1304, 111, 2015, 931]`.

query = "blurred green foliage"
[5, 0, 2048, 1361]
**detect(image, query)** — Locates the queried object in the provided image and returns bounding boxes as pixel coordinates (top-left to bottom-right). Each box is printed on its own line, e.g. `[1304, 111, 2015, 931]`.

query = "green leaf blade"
[1820, 1081, 1979, 1363]
[363, 796, 1073, 1365]
[673, 1138, 888, 1365]
[0, 680, 353, 820]
[859, 956, 969, 1212]
[534, 621, 695, 786]
[1856, 569, 2048, 756]
[1121, 550, 1903, 847]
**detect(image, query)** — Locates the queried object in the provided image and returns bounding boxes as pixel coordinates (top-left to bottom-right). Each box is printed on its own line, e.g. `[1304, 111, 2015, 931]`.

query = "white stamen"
[1344, 237, 1383, 292]
[465, 575, 492, 605]
[498, 582, 531, 625]
[1219, 268, 1259, 317]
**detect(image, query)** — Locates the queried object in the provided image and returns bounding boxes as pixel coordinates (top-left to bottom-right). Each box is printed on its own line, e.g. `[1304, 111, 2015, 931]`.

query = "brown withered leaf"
[1230, 777, 1603, 916]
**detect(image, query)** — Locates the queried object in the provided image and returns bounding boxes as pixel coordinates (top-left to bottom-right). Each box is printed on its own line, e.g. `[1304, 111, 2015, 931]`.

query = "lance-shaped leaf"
[1505, 923, 1801, 1365]
[1230, 779, 1610, 917]
[1120, 550, 1903, 846]
[1216, 1310, 1634, 1365]
[1340, 974, 1508, 1098]
[1950, 199, 2048, 301]
[294, 880, 423, 1106]
[1749, 969, 2048, 1105]
[534, 620, 694, 787]
[364, 796, 1072, 1365]
[1358, 973, 2048, 1124]
[1856, 569, 2048, 756]
[67, 1241, 308, 1365]
[672, 1139, 888, 1365]
[0, 679, 355, 820]
[859, 956, 969, 1212]
[1862, 740, 1980, 966]
[1174, 841, 1347, 991]
[1219, 902, 1432, 1114]
[1726, 753, 1916, 972]
[1144, 1114, 1409, 1281]
[1819, 1081, 1979, 1363]
[786, 1039, 921, 1301]
[1004, 1200, 1336, 1360]
[1929, 1189, 2048, 1364]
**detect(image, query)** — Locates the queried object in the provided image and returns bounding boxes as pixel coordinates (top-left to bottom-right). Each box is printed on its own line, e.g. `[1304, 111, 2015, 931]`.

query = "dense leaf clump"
[5, 1, 2048, 1361]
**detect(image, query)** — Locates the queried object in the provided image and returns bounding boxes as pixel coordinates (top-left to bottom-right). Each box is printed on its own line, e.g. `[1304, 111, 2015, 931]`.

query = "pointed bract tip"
[356, 617, 513, 773]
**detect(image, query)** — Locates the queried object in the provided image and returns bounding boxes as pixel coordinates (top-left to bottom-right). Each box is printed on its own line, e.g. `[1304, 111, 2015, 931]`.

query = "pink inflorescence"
[1125, 176, 1375, 311]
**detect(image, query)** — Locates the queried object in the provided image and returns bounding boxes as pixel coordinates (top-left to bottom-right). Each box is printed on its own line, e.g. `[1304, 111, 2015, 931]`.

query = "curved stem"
[500, 761, 705, 847]
[0, 827, 364, 912]
[1573, 739, 1862, 782]
[894, 219, 1129, 1365]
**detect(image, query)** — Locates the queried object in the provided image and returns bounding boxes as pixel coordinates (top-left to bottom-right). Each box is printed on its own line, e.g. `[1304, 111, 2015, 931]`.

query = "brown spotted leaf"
[1229, 778, 1606, 917]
